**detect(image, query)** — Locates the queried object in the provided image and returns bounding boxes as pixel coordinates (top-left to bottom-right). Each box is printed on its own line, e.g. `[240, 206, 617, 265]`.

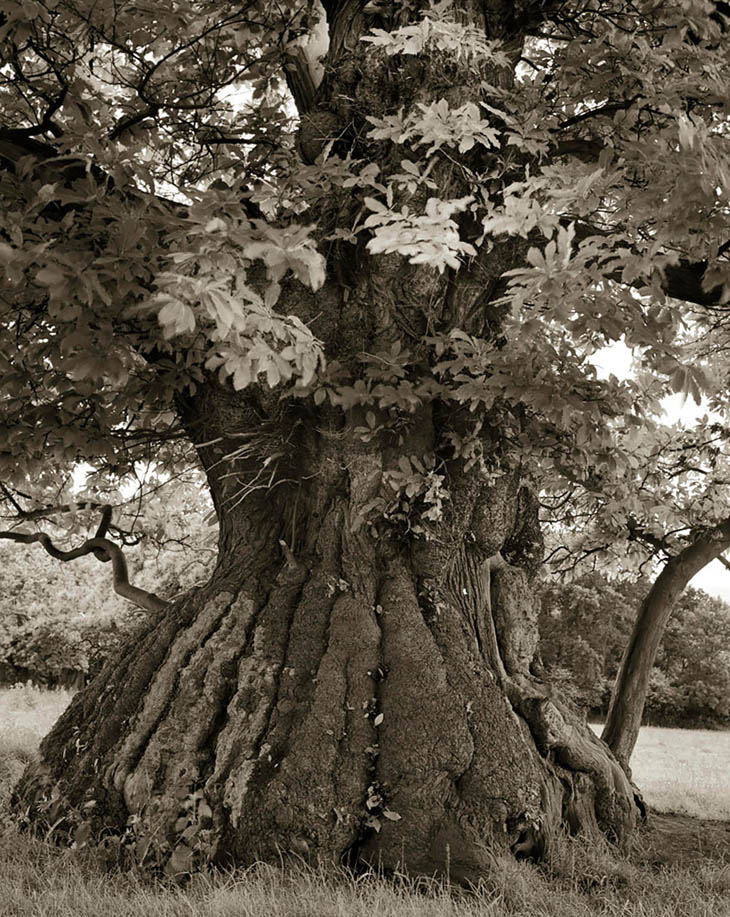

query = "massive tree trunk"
[603, 521, 730, 767]
[13, 1, 640, 881]
[13, 382, 638, 881]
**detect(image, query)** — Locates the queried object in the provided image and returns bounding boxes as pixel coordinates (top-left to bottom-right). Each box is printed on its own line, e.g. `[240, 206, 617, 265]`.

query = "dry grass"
[0, 687, 729, 917]
[0, 834, 729, 917]
[590, 722, 730, 821]
[0, 684, 72, 810]
[631, 726, 730, 821]
[0, 683, 73, 741]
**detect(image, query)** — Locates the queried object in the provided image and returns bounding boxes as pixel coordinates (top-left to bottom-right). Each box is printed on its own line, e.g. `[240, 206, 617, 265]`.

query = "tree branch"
[0, 125, 116, 191]
[283, 1, 329, 115]
[1, 499, 107, 524]
[108, 106, 160, 142]
[603, 512, 730, 764]
[0, 499, 143, 546]
[662, 260, 728, 308]
[569, 219, 729, 308]
[0, 517, 169, 614]
[558, 96, 640, 130]
[626, 516, 675, 560]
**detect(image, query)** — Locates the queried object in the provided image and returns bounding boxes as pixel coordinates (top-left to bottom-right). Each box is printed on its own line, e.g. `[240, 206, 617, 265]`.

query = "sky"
[591, 341, 730, 603]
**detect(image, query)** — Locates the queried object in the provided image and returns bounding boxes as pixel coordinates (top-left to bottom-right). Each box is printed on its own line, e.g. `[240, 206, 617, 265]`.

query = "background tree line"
[538, 574, 730, 729]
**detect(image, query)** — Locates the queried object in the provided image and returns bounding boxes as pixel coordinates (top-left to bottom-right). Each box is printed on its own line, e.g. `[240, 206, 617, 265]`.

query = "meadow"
[591, 722, 730, 822]
[1, 685, 729, 917]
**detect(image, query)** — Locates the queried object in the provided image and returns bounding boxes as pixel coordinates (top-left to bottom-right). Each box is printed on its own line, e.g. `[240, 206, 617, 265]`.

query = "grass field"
[0, 684, 72, 810]
[1, 685, 729, 917]
[590, 722, 730, 821]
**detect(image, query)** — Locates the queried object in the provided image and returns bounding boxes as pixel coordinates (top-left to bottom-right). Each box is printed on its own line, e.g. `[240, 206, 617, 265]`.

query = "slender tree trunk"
[603, 521, 730, 768]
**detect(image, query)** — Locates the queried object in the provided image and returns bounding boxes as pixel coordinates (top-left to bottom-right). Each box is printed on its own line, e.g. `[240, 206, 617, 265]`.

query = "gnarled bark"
[13, 381, 639, 882]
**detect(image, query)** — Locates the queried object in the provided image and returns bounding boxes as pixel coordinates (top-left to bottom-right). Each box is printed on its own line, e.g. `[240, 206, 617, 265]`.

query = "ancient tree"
[2, 0, 730, 880]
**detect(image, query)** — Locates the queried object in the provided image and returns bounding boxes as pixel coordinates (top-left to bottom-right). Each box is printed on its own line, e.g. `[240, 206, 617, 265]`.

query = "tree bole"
[7, 0, 651, 880]
[603, 521, 730, 767]
[13, 390, 639, 880]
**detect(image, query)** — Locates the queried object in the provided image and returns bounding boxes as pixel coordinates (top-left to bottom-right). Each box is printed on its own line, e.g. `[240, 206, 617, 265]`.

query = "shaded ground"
[633, 809, 730, 868]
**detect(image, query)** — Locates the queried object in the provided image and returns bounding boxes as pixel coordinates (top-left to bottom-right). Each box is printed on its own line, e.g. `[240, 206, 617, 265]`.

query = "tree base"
[12, 471, 641, 880]
[12, 556, 640, 881]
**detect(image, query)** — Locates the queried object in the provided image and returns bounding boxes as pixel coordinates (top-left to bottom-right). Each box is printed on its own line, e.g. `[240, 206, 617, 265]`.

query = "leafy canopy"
[1, 0, 730, 536]
[539, 574, 730, 726]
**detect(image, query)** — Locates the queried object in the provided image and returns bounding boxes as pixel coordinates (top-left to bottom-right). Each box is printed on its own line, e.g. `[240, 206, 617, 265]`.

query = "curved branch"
[0, 499, 143, 547]
[91, 505, 114, 561]
[0, 528, 169, 614]
[602, 514, 730, 766]
[94, 505, 113, 538]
